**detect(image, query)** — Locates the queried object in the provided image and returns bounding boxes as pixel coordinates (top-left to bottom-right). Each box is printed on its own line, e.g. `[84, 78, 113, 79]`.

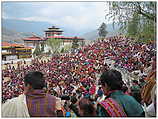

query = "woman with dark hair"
[78, 97, 97, 117]
[97, 69, 145, 117]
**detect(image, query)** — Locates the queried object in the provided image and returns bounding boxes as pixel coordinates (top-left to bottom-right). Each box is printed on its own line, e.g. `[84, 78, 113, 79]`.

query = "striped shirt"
[26, 89, 57, 117]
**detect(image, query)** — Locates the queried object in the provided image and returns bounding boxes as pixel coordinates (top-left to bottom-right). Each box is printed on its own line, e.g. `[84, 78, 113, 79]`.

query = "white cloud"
[3, 2, 113, 35]
[20, 16, 48, 22]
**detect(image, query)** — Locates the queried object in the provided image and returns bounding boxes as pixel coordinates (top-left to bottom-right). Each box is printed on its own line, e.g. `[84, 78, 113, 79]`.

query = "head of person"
[139, 78, 145, 83]
[99, 87, 102, 90]
[132, 80, 138, 85]
[78, 97, 96, 117]
[24, 71, 46, 93]
[71, 96, 78, 104]
[100, 69, 124, 95]
[56, 110, 64, 117]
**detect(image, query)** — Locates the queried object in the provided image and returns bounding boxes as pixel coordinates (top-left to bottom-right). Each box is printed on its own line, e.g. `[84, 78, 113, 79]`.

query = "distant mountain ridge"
[2, 27, 33, 43]
[2, 19, 71, 36]
[2, 18, 121, 44]
[80, 30, 99, 41]
[80, 24, 120, 41]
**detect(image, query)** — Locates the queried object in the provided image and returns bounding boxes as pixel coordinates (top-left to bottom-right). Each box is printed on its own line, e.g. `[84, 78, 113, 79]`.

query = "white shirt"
[146, 102, 155, 117]
[2, 94, 30, 117]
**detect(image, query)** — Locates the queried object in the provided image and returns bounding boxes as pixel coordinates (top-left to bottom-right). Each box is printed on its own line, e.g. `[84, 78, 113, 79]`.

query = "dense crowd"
[2, 35, 156, 117]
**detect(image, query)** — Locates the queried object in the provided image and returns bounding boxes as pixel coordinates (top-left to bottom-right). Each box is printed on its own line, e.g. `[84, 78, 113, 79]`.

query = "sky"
[2, 2, 112, 35]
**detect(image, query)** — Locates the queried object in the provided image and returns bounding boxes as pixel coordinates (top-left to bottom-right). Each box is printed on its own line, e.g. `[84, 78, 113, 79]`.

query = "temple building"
[2, 42, 32, 61]
[23, 26, 85, 53]
[45, 26, 63, 37]
[46, 35, 85, 46]
[44, 26, 85, 49]
[23, 35, 46, 49]
[2, 26, 85, 61]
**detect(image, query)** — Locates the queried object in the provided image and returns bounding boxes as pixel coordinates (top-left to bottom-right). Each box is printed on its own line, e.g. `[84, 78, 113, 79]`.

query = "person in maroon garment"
[24, 71, 57, 117]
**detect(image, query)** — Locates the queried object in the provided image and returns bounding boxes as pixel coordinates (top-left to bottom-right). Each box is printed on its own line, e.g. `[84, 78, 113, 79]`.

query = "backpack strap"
[99, 98, 127, 117]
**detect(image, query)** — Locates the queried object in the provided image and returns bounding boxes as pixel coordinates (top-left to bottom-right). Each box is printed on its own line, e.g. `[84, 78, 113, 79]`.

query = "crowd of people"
[2, 35, 156, 117]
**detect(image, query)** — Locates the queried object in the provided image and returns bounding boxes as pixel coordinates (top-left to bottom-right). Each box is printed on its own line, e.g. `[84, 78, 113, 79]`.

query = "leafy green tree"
[40, 42, 45, 52]
[46, 38, 62, 54]
[61, 47, 65, 53]
[127, 13, 140, 38]
[33, 44, 41, 57]
[98, 22, 108, 38]
[72, 39, 79, 49]
[106, 1, 156, 42]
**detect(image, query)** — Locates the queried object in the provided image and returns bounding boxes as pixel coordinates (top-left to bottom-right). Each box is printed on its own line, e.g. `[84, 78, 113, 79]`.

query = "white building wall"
[64, 42, 72, 46]
[6, 55, 18, 61]
[24, 42, 36, 48]
[2, 50, 8, 53]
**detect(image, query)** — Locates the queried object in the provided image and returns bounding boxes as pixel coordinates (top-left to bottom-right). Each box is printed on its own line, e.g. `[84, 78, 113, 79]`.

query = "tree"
[72, 39, 79, 49]
[33, 44, 41, 57]
[40, 42, 45, 52]
[98, 22, 108, 38]
[60, 47, 65, 53]
[46, 38, 62, 54]
[127, 13, 140, 38]
[106, 1, 156, 42]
